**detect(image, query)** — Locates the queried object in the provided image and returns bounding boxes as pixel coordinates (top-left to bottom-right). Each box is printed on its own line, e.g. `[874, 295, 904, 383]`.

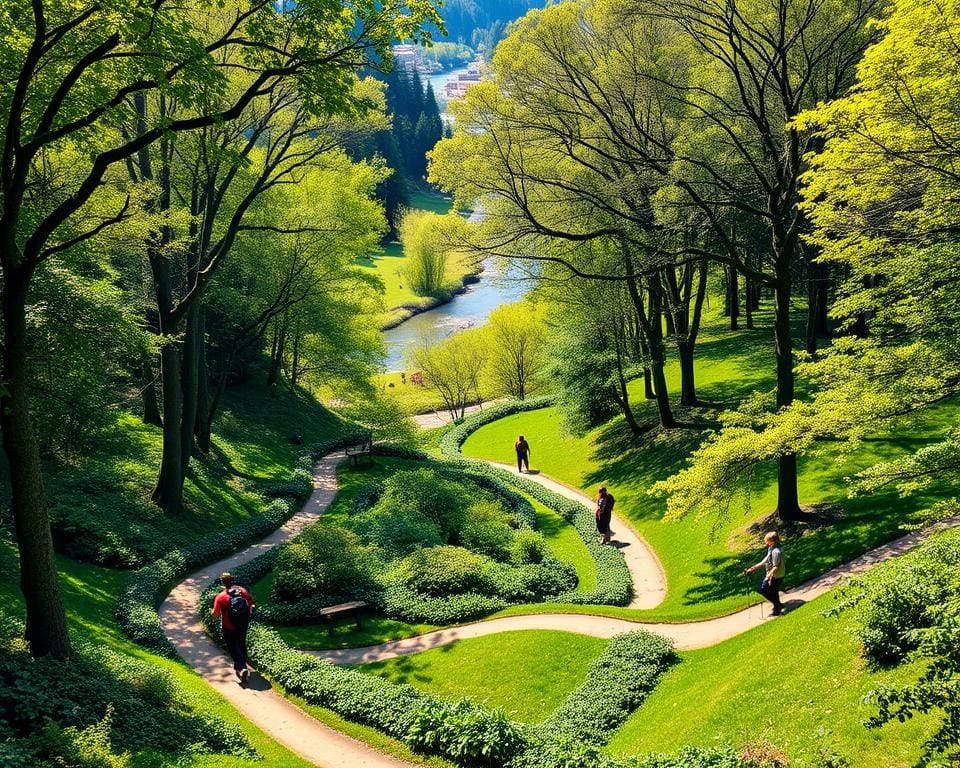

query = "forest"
[1, 0, 959, 766]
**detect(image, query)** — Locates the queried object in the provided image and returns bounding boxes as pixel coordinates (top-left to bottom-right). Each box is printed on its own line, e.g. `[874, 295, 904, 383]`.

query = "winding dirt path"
[159, 455, 419, 768]
[311, 512, 960, 665]
[158, 448, 960, 768]
[485, 461, 667, 609]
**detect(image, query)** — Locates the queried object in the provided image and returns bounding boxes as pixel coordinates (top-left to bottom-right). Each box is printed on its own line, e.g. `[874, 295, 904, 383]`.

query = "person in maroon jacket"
[515, 435, 531, 473]
[211, 572, 254, 682]
[596, 487, 615, 545]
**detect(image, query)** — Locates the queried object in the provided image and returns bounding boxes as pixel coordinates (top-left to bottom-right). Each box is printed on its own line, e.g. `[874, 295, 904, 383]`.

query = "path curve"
[485, 461, 667, 609]
[411, 400, 501, 429]
[159, 455, 419, 768]
[310, 512, 960, 665]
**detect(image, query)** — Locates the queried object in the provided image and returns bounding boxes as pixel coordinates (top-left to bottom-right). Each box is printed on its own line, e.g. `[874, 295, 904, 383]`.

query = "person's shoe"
[240, 668, 249, 683]
[771, 608, 783, 616]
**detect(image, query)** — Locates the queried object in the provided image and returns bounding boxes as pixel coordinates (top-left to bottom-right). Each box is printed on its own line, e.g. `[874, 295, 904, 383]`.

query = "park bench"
[317, 600, 370, 636]
[344, 430, 373, 467]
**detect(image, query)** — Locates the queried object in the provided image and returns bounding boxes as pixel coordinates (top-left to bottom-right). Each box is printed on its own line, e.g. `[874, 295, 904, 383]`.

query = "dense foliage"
[829, 528, 960, 760]
[0, 614, 253, 766]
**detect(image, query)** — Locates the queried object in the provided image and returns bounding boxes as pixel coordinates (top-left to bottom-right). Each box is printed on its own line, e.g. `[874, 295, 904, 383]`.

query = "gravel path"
[159, 455, 419, 768]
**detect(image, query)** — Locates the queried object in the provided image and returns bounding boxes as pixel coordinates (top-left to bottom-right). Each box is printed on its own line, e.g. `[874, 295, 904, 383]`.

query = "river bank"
[379, 266, 482, 331]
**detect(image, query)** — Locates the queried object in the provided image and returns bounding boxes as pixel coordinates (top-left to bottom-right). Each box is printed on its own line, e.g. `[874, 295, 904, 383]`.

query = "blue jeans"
[760, 576, 784, 613]
[223, 627, 248, 672]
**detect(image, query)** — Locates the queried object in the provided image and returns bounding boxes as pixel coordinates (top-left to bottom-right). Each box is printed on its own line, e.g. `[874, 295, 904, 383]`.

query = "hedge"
[540, 631, 677, 744]
[118, 432, 366, 656]
[437, 398, 634, 607]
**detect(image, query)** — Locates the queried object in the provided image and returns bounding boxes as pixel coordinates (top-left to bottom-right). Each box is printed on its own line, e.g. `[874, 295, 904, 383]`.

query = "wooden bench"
[344, 430, 373, 467]
[317, 600, 369, 636]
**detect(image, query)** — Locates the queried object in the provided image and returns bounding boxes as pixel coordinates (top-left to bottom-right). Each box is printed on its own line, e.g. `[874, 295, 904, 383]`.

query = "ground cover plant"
[261, 463, 584, 626]
[458, 308, 960, 622]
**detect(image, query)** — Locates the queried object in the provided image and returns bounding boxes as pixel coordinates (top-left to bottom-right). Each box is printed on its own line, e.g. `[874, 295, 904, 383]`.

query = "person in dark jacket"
[596, 487, 615, 545]
[515, 435, 531, 473]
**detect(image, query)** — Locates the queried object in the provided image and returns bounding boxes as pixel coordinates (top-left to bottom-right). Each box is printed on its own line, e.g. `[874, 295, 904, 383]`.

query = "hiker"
[515, 435, 531, 473]
[211, 572, 254, 682]
[596, 486, 614, 545]
[745, 531, 786, 616]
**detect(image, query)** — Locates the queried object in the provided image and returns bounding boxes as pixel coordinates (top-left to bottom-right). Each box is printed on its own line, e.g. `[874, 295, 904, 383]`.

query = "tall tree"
[0, 0, 439, 657]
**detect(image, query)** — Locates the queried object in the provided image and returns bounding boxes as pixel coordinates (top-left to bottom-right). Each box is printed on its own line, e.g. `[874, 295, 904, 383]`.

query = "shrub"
[376, 468, 467, 541]
[393, 546, 495, 597]
[459, 501, 516, 560]
[272, 525, 380, 603]
[542, 631, 677, 745]
[406, 698, 526, 767]
[511, 530, 550, 565]
[349, 504, 443, 559]
[829, 532, 960, 666]
[0, 615, 256, 765]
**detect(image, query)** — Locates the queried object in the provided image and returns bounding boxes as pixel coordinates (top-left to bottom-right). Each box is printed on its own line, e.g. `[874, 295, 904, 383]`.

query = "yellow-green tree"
[412, 330, 488, 420]
[484, 302, 547, 401]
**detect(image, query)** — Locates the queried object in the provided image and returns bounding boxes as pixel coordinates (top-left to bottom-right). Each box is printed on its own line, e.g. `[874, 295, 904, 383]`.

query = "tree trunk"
[805, 274, 819, 355]
[194, 309, 211, 453]
[152, 340, 184, 514]
[645, 284, 677, 429]
[773, 278, 802, 520]
[643, 367, 655, 400]
[141, 360, 163, 427]
[728, 266, 740, 331]
[744, 277, 755, 330]
[677, 341, 697, 406]
[1, 267, 71, 658]
[267, 324, 286, 387]
[180, 303, 200, 470]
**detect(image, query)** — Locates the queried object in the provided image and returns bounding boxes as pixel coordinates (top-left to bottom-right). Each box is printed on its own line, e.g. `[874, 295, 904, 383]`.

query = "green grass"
[357, 191, 479, 328]
[462, 305, 958, 622]
[0, 541, 316, 768]
[358, 630, 607, 723]
[605, 595, 935, 767]
[0, 380, 432, 767]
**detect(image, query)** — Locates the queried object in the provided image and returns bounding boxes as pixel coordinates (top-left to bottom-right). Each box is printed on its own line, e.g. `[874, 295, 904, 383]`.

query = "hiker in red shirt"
[211, 572, 254, 683]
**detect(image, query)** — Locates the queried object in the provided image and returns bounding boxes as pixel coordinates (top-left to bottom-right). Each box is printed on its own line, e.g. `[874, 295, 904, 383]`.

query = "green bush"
[393, 546, 495, 598]
[376, 468, 467, 541]
[272, 525, 380, 603]
[542, 631, 677, 745]
[492, 559, 578, 602]
[349, 504, 443, 559]
[512, 530, 551, 564]
[406, 698, 526, 767]
[459, 501, 516, 560]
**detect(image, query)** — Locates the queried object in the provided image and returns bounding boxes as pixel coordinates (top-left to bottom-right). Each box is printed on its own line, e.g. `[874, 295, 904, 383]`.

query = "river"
[382, 255, 530, 372]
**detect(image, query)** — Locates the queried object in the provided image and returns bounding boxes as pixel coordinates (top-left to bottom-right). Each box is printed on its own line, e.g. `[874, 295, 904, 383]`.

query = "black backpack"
[226, 587, 250, 628]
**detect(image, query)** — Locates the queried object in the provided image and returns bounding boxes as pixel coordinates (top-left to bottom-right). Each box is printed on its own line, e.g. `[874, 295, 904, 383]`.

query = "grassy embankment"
[0, 381, 442, 767]
[462, 305, 956, 623]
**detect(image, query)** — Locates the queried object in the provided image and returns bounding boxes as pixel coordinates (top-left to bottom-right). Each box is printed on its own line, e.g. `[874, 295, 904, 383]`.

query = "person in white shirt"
[744, 531, 786, 615]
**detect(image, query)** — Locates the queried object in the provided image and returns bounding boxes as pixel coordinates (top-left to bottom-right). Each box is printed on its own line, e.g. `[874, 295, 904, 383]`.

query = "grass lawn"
[462, 306, 958, 622]
[358, 630, 607, 723]
[262, 456, 595, 649]
[606, 595, 935, 767]
[372, 370, 483, 415]
[358, 191, 480, 328]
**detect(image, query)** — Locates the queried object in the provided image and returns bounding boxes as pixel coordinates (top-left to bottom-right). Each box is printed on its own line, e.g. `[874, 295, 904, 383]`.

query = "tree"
[430, 1, 688, 430]
[484, 302, 547, 401]
[0, 0, 440, 658]
[412, 330, 488, 420]
[400, 210, 454, 295]
[634, 0, 880, 518]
